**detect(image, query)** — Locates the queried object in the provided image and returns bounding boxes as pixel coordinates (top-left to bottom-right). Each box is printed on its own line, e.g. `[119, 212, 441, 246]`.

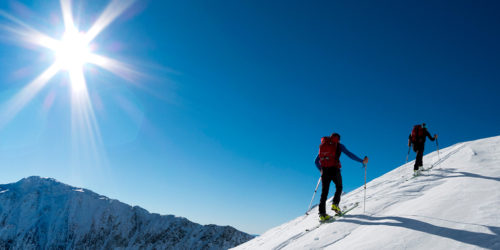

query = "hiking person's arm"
[340, 144, 364, 163]
[315, 155, 321, 171]
[426, 130, 437, 141]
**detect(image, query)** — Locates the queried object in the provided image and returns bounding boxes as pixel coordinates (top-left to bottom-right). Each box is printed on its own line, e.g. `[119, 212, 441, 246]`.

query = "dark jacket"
[409, 128, 435, 145]
[409, 128, 435, 152]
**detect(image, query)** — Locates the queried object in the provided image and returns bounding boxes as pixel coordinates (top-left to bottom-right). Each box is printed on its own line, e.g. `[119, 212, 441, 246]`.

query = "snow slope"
[233, 136, 500, 250]
[0, 176, 254, 249]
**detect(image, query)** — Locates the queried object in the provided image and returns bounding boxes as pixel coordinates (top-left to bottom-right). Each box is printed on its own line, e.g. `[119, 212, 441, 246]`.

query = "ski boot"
[413, 168, 421, 177]
[331, 203, 342, 215]
[319, 213, 332, 222]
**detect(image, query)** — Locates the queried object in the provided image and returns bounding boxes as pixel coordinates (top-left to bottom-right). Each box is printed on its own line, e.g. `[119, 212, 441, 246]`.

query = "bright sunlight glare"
[0, 0, 138, 122]
[55, 30, 91, 71]
[0, 0, 139, 161]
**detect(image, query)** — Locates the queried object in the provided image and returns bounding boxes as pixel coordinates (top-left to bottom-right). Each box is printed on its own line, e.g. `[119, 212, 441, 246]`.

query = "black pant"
[414, 144, 424, 170]
[318, 167, 342, 215]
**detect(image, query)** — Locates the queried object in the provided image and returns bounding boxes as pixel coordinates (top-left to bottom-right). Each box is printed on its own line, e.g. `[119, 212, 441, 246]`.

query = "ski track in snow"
[233, 136, 500, 250]
[319, 230, 352, 248]
[273, 232, 306, 250]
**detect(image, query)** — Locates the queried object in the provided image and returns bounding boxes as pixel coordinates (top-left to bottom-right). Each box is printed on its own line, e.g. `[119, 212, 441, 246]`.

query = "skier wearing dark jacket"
[315, 133, 368, 221]
[409, 123, 437, 173]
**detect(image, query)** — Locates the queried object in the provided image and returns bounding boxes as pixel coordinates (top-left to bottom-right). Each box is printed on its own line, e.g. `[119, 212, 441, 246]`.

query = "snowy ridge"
[233, 136, 500, 249]
[0, 176, 254, 249]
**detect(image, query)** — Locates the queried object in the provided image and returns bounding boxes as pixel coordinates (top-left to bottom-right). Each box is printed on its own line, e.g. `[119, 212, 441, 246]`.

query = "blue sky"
[0, 0, 499, 234]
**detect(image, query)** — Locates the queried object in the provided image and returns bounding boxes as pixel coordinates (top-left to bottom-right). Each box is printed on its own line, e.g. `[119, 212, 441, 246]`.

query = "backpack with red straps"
[410, 124, 425, 144]
[318, 134, 341, 168]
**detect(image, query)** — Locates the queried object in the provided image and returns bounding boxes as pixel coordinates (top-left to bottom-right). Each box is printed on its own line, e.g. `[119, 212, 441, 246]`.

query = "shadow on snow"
[339, 214, 500, 249]
[429, 168, 500, 182]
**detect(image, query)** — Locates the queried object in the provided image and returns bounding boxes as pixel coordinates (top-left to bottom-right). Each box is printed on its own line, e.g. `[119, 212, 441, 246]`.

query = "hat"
[331, 133, 341, 141]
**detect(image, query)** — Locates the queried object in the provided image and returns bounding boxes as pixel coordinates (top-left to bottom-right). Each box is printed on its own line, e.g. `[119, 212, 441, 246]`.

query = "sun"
[0, 0, 139, 141]
[54, 29, 91, 72]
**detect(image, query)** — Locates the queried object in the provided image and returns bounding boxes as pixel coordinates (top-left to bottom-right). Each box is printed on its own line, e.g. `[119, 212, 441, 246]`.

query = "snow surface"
[233, 135, 500, 250]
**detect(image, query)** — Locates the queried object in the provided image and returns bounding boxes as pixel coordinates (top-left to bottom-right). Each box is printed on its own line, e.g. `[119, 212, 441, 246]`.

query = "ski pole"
[405, 145, 411, 163]
[363, 163, 367, 213]
[436, 138, 441, 160]
[306, 176, 322, 214]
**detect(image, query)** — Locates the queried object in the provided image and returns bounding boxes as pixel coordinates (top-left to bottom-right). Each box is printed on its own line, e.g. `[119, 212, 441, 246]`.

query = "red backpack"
[319, 136, 341, 168]
[410, 125, 425, 144]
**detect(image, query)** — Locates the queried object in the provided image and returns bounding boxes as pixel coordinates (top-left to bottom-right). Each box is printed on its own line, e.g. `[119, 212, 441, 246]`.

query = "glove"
[362, 156, 369, 165]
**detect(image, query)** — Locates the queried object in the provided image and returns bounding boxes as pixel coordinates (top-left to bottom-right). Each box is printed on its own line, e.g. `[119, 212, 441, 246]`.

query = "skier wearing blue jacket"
[315, 133, 368, 221]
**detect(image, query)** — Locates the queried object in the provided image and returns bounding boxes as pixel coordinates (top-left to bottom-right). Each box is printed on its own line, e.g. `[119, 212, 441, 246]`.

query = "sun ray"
[59, 0, 75, 31]
[69, 67, 104, 162]
[84, 0, 136, 44]
[87, 54, 142, 82]
[0, 63, 60, 128]
[0, 10, 60, 50]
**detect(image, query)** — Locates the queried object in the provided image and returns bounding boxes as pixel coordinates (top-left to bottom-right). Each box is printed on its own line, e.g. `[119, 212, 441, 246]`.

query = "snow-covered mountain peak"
[16, 176, 65, 188]
[234, 135, 500, 249]
[0, 176, 253, 249]
[1, 176, 114, 206]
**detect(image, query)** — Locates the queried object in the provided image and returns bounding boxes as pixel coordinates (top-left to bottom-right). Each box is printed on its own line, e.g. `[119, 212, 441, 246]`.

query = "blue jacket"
[315, 144, 363, 171]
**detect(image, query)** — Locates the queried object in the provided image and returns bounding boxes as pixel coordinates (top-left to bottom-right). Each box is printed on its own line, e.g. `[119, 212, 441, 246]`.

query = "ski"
[305, 202, 359, 232]
[405, 172, 421, 181]
[405, 166, 432, 181]
[335, 202, 359, 218]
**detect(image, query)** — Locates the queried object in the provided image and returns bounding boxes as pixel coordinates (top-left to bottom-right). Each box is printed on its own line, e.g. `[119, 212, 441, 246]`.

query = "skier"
[315, 133, 368, 222]
[408, 123, 437, 175]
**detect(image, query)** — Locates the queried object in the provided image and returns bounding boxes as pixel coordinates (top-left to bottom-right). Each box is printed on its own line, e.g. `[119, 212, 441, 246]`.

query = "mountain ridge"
[0, 176, 253, 249]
